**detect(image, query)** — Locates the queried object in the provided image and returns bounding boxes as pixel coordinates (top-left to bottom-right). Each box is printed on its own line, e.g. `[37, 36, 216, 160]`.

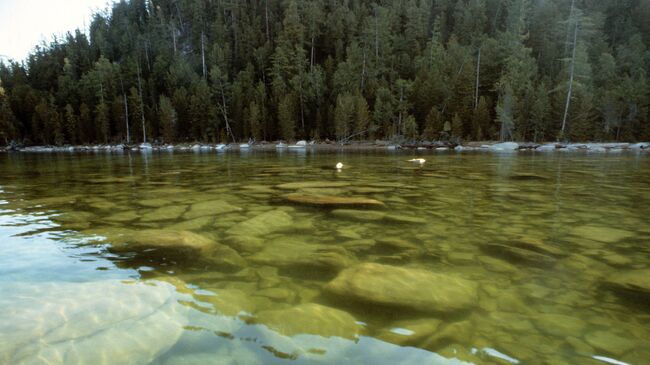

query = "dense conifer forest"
[1, 0, 649, 145]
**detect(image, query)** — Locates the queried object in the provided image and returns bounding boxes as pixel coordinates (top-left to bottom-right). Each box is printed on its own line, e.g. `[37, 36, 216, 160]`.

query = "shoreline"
[1, 141, 648, 153]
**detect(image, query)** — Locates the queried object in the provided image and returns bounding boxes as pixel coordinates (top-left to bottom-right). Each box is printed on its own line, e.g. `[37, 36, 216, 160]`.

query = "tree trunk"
[374, 13, 379, 64]
[475, 46, 481, 109]
[397, 85, 404, 136]
[232, 10, 238, 57]
[136, 63, 146, 143]
[119, 75, 130, 144]
[174, 2, 184, 30]
[299, 78, 305, 133]
[171, 24, 177, 55]
[560, 19, 579, 139]
[144, 39, 150, 71]
[201, 31, 207, 79]
[564, 0, 576, 57]
[265, 0, 270, 43]
[361, 47, 367, 91]
[218, 78, 236, 143]
[310, 35, 315, 70]
[124, 93, 130, 144]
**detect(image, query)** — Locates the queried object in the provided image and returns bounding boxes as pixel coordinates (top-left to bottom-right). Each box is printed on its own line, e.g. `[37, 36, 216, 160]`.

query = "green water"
[1, 150, 649, 365]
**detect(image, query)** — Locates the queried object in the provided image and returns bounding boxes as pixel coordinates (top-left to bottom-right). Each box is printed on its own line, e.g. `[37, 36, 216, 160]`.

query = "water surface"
[1, 150, 649, 365]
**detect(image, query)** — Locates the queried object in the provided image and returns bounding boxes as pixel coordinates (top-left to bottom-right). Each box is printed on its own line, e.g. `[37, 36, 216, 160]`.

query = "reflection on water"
[0, 150, 649, 364]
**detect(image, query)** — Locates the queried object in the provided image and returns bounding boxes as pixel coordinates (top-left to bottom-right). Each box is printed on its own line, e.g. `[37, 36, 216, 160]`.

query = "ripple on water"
[0, 151, 648, 364]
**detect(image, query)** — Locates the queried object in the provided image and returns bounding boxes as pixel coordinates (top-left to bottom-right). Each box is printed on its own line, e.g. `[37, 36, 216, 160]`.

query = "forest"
[0, 0, 649, 146]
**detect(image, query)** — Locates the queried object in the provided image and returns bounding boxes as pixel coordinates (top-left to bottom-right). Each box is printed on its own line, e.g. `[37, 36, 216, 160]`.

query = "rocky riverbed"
[0, 151, 648, 364]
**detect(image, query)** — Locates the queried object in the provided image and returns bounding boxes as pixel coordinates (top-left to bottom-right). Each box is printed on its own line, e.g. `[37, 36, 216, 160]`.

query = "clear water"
[0, 150, 649, 365]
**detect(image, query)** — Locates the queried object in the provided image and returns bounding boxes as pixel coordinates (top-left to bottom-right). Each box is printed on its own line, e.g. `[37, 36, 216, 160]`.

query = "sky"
[0, 0, 113, 62]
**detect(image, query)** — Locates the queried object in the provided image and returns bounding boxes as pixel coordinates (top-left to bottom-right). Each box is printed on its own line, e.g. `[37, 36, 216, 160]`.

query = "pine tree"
[472, 96, 491, 140]
[127, 87, 144, 143]
[0, 0, 649, 145]
[423, 107, 443, 140]
[354, 94, 371, 139]
[247, 101, 262, 141]
[95, 99, 109, 143]
[159, 95, 177, 143]
[63, 104, 77, 144]
[278, 94, 296, 141]
[0, 86, 17, 144]
[334, 92, 355, 141]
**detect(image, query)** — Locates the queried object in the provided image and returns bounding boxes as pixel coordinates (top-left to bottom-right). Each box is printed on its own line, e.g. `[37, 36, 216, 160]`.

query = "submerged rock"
[104, 210, 140, 223]
[481, 243, 556, 267]
[325, 263, 478, 313]
[86, 198, 119, 211]
[195, 288, 256, 316]
[140, 205, 188, 222]
[331, 209, 386, 221]
[0, 280, 185, 365]
[570, 225, 635, 244]
[296, 187, 346, 196]
[510, 237, 566, 257]
[534, 313, 586, 337]
[376, 318, 442, 346]
[138, 198, 174, 208]
[477, 255, 518, 273]
[102, 229, 215, 251]
[421, 319, 475, 350]
[225, 235, 265, 253]
[284, 193, 384, 207]
[600, 252, 632, 267]
[384, 213, 427, 224]
[184, 200, 242, 220]
[226, 209, 293, 236]
[160, 349, 261, 365]
[509, 173, 549, 181]
[31, 195, 80, 207]
[253, 303, 360, 339]
[255, 287, 297, 302]
[331, 209, 426, 225]
[202, 244, 247, 271]
[336, 227, 363, 240]
[167, 216, 214, 231]
[349, 186, 392, 194]
[342, 239, 377, 252]
[376, 237, 420, 250]
[604, 269, 650, 301]
[584, 331, 637, 357]
[248, 240, 355, 271]
[275, 181, 351, 190]
[446, 252, 476, 266]
[55, 211, 96, 224]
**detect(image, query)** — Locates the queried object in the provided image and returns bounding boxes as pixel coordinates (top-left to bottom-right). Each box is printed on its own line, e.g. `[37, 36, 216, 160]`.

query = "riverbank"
[1, 140, 649, 153]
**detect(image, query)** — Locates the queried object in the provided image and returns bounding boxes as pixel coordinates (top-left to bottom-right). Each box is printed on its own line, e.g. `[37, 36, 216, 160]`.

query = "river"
[0, 150, 648, 364]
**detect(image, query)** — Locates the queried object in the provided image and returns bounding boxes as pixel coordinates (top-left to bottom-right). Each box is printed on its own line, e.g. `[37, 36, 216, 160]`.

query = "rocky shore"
[1, 140, 649, 153]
